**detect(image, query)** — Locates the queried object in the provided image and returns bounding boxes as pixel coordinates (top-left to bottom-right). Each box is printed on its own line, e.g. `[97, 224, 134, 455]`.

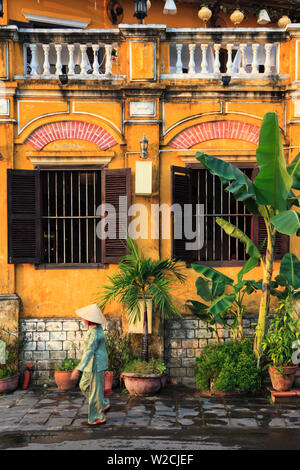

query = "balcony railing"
[17, 29, 122, 80]
[161, 28, 285, 79]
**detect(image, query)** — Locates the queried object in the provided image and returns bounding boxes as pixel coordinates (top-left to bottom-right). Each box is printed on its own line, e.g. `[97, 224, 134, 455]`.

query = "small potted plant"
[99, 237, 186, 396]
[263, 253, 300, 392]
[54, 357, 80, 391]
[0, 328, 20, 394]
[121, 358, 167, 396]
[263, 298, 300, 392]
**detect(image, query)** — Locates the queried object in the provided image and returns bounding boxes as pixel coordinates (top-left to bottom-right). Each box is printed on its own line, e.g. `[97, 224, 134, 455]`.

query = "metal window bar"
[195, 168, 252, 263]
[41, 170, 101, 265]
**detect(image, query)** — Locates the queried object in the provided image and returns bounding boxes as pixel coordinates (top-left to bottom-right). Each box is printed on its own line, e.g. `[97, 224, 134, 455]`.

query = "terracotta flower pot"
[268, 365, 298, 392]
[104, 371, 113, 397]
[0, 374, 19, 394]
[122, 372, 163, 396]
[54, 371, 77, 391]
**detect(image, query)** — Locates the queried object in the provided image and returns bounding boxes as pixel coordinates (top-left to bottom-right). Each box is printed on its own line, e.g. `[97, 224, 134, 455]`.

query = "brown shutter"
[102, 168, 131, 264]
[7, 169, 41, 264]
[251, 168, 289, 260]
[171, 165, 194, 263]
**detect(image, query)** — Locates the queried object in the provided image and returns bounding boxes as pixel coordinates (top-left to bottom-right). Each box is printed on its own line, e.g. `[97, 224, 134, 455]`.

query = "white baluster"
[55, 44, 63, 76]
[175, 43, 183, 74]
[252, 43, 259, 74]
[201, 44, 208, 74]
[42, 44, 50, 76]
[105, 44, 112, 75]
[68, 44, 75, 75]
[80, 45, 88, 75]
[239, 44, 247, 74]
[214, 44, 221, 74]
[264, 43, 273, 74]
[188, 44, 196, 75]
[92, 45, 100, 75]
[29, 44, 38, 76]
[226, 43, 233, 74]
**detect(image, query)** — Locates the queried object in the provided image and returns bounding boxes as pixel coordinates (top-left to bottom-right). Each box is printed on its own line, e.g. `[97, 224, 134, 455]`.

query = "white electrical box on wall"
[135, 161, 152, 195]
[128, 298, 153, 334]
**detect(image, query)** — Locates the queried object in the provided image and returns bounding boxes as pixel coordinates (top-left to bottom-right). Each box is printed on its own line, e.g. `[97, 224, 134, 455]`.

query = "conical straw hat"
[75, 304, 107, 328]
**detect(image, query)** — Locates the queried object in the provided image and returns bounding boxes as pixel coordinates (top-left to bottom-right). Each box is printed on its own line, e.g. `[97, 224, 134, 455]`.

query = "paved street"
[1, 385, 300, 450]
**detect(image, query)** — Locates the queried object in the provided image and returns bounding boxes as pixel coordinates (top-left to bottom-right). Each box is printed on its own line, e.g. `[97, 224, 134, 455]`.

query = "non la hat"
[75, 303, 107, 328]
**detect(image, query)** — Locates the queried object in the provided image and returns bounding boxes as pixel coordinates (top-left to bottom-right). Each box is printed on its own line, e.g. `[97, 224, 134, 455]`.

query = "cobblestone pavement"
[0, 385, 300, 450]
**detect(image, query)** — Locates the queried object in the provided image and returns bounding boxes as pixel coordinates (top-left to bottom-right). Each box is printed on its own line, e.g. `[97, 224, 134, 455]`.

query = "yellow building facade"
[0, 0, 299, 383]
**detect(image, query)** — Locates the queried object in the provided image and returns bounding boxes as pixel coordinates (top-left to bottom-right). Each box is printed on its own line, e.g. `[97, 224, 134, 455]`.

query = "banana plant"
[196, 112, 300, 363]
[186, 264, 261, 342]
[270, 253, 300, 306]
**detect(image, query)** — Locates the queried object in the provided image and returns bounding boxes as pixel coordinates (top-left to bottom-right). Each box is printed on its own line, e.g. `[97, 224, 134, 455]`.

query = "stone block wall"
[164, 315, 257, 386]
[19, 317, 121, 385]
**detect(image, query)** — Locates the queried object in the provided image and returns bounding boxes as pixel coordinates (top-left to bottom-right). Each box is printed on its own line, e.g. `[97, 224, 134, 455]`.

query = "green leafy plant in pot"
[262, 253, 300, 391]
[99, 237, 186, 395]
[54, 357, 80, 391]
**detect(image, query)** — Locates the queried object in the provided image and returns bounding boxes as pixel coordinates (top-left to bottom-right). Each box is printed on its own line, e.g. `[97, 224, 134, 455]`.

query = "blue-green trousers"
[79, 371, 110, 423]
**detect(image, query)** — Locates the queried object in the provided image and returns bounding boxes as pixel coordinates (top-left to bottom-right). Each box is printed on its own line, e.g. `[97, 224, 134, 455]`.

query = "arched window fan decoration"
[107, 0, 124, 25]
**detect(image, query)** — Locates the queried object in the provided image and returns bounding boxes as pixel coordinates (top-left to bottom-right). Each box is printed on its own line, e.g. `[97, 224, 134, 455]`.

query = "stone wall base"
[19, 317, 121, 385]
[164, 315, 257, 386]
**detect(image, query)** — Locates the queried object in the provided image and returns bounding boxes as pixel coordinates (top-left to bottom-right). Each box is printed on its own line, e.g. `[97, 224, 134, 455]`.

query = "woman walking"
[71, 304, 110, 425]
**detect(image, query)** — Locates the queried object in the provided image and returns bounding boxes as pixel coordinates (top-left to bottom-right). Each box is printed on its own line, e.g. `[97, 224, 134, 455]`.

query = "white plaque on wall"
[130, 101, 156, 117]
[295, 100, 300, 117]
[0, 99, 9, 115]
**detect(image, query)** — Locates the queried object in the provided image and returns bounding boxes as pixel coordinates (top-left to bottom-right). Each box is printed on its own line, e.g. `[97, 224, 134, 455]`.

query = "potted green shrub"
[262, 253, 300, 392]
[99, 237, 186, 395]
[54, 357, 80, 391]
[195, 339, 262, 396]
[263, 299, 299, 391]
[0, 328, 20, 394]
[121, 359, 167, 396]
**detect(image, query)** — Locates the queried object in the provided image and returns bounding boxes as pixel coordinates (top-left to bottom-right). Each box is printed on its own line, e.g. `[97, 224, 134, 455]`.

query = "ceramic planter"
[54, 371, 77, 391]
[268, 365, 298, 392]
[122, 372, 164, 396]
[0, 374, 19, 394]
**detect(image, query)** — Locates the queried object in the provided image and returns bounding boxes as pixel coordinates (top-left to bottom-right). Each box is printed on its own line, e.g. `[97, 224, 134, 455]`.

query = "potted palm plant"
[99, 237, 186, 395]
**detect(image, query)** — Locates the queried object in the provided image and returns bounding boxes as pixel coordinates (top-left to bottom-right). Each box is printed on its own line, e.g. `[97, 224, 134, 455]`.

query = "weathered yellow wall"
[0, 2, 299, 326]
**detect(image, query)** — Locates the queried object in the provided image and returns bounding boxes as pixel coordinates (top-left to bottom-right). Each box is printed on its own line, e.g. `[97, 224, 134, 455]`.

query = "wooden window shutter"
[171, 166, 194, 263]
[102, 168, 131, 264]
[251, 168, 289, 260]
[7, 169, 41, 264]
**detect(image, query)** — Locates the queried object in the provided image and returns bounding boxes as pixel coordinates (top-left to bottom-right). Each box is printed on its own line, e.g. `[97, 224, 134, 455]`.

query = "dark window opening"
[191, 168, 253, 264]
[41, 169, 102, 265]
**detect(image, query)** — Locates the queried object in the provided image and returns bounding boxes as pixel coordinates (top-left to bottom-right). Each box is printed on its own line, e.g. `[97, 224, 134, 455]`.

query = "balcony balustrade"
[9, 26, 288, 82]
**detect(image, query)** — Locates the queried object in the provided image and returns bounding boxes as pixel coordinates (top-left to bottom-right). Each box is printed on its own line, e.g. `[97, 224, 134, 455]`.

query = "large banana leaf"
[279, 253, 300, 289]
[208, 293, 236, 316]
[216, 218, 262, 260]
[196, 152, 259, 214]
[191, 264, 233, 286]
[195, 277, 213, 302]
[270, 210, 300, 236]
[287, 153, 300, 190]
[238, 256, 259, 282]
[254, 113, 293, 212]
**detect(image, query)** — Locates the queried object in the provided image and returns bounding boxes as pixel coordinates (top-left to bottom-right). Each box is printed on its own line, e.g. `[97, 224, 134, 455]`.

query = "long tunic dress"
[77, 324, 110, 423]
